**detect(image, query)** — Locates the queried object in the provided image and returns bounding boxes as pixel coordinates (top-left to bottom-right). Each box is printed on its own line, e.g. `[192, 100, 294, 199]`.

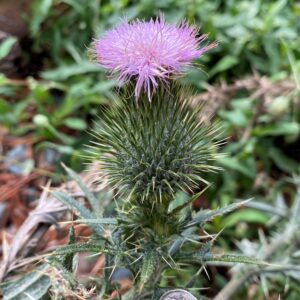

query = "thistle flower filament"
[93, 15, 216, 100]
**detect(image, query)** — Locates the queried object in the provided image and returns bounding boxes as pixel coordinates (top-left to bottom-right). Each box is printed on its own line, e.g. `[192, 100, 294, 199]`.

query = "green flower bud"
[87, 86, 223, 204]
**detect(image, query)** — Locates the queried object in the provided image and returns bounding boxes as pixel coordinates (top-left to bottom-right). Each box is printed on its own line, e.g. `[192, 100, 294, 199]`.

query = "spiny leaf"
[49, 259, 77, 288]
[140, 249, 159, 290]
[203, 254, 271, 267]
[62, 226, 76, 272]
[178, 253, 270, 267]
[51, 190, 104, 236]
[53, 242, 109, 256]
[61, 163, 103, 216]
[168, 227, 197, 256]
[71, 218, 118, 225]
[185, 198, 252, 228]
[2, 264, 50, 300]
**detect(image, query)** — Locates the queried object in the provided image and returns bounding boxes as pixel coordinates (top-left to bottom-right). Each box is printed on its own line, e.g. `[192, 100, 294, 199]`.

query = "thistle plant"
[46, 16, 269, 299]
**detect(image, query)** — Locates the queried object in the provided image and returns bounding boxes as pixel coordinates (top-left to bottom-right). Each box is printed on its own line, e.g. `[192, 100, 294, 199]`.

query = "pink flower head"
[94, 15, 216, 100]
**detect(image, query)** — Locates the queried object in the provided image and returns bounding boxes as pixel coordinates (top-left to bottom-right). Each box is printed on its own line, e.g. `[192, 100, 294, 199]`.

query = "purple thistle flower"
[93, 15, 216, 100]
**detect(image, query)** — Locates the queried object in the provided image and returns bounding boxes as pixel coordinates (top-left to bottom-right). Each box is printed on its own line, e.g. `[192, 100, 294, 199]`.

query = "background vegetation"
[0, 0, 299, 299]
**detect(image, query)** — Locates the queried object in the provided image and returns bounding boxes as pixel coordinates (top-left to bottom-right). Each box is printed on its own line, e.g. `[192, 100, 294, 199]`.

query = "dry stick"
[241, 76, 271, 141]
[191, 74, 296, 125]
[20, 223, 57, 258]
[240, 96, 264, 141]
[0, 183, 66, 282]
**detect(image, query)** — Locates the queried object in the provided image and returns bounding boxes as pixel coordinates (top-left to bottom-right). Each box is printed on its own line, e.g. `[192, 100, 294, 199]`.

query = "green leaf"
[253, 122, 300, 137]
[209, 55, 239, 77]
[0, 37, 17, 60]
[63, 117, 87, 130]
[222, 209, 269, 227]
[42, 62, 101, 80]
[35, 141, 74, 155]
[268, 147, 300, 173]
[2, 264, 50, 300]
[219, 109, 249, 127]
[0, 99, 11, 113]
[185, 199, 252, 228]
[30, 0, 53, 35]
[0, 73, 8, 84]
[217, 156, 256, 178]
[34, 115, 75, 144]
[90, 79, 118, 93]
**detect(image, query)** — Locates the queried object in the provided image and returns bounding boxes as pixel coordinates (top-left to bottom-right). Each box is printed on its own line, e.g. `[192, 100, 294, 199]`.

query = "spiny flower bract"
[87, 86, 223, 204]
[93, 15, 216, 100]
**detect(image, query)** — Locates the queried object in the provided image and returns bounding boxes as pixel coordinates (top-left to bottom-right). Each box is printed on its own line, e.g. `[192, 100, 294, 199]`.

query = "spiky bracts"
[87, 86, 222, 204]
